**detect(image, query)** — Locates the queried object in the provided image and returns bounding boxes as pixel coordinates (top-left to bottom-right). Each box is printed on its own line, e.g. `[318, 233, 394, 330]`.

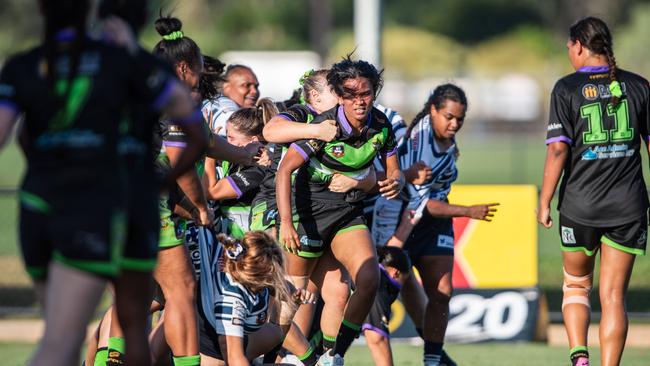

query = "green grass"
[2, 342, 649, 366]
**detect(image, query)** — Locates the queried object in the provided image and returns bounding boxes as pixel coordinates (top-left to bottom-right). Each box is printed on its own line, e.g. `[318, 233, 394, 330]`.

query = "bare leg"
[154, 245, 199, 357]
[364, 329, 394, 366]
[399, 273, 426, 332]
[562, 251, 596, 351]
[416, 256, 453, 343]
[599, 243, 635, 366]
[29, 262, 106, 366]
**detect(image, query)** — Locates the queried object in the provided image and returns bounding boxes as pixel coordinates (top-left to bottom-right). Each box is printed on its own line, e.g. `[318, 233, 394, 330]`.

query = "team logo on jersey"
[582, 84, 599, 100]
[331, 145, 345, 158]
[561, 226, 576, 244]
[257, 311, 267, 324]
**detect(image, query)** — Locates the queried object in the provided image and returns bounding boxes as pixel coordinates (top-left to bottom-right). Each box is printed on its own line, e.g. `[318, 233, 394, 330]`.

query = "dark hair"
[41, 0, 90, 92]
[152, 13, 202, 72]
[377, 246, 411, 274]
[98, 0, 147, 34]
[199, 55, 226, 100]
[569, 17, 620, 105]
[327, 55, 383, 99]
[227, 98, 278, 138]
[407, 83, 468, 137]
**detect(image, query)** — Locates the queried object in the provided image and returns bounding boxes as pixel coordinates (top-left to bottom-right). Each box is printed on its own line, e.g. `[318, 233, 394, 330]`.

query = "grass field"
[1, 342, 649, 366]
[1, 135, 650, 311]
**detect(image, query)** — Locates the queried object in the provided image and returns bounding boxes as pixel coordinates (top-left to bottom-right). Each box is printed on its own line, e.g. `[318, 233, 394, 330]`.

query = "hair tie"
[609, 80, 623, 98]
[162, 31, 184, 41]
[225, 240, 246, 261]
[298, 69, 315, 87]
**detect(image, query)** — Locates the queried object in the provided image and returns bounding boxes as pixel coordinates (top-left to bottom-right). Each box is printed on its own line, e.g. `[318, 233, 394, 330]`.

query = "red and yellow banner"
[449, 185, 538, 289]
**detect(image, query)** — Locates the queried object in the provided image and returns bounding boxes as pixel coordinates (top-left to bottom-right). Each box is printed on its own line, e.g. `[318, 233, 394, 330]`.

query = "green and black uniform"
[285, 105, 397, 257]
[219, 160, 265, 239]
[0, 36, 172, 278]
[250, 103, 316, 231]
[546, 65, 650, 256]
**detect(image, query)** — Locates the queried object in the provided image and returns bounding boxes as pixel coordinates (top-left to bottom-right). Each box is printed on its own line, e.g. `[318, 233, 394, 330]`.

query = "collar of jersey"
[577, 65, 609, 73]
[336, 105, 372, 140]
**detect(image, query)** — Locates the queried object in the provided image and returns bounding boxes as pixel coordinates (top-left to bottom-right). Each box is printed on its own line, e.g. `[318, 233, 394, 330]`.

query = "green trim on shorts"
[560, 244, 597, 257]
[19, 191, 51, 214]
[282, 245, 324, 258]
[601, 236, 645, 256]
[26, 265, 47, 278]
[335, 224, 367, 236]
[120, 257, 158, 272]
[52, 251, 119, 276]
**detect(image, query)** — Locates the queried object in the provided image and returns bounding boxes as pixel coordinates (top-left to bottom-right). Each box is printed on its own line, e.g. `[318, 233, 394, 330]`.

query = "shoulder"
[1, 47, 42, 74]
[217, 96, 240, 111]
[310, 105, 337, 125]
[618, 69, 650, 90]
[279, 103, 312, 122]
[374, 103, 405, 128]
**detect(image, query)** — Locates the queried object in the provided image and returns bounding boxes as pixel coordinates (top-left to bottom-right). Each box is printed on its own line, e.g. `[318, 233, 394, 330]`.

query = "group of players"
[0, 1, 646, 366]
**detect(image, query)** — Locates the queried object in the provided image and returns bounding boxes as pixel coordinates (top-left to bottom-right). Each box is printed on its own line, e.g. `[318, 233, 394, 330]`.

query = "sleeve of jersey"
[213, 296, 247, 338]
[0, 58, 21, 116]
[290, 138, 324, 162]
[380, 123, 398, 158]
[161, 120, 189, 148]
[643, 81, 650, 142]
[278, 105, 309, 122]
[225, 166, 266, 199]
[546, 82, 574, 145]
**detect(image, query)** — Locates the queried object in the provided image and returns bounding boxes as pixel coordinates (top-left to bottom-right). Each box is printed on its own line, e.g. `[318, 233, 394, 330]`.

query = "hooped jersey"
[0, 38, 173, 199]
[197, 228, 270, 338]
[546, 67, 650, 226]
[290, 105, 397, 202]
[398, 114, 458, 208]
[202, 96, 239, 136]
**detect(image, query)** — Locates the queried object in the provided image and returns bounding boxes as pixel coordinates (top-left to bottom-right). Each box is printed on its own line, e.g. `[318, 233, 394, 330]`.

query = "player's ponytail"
[300, 69, 330, 105]
[153, 12, 202, 72]
[569, 17, 622, 106]
[406, 84, 468, 139]
[227, 98, 279, 139]
[219, 232, 293, 306]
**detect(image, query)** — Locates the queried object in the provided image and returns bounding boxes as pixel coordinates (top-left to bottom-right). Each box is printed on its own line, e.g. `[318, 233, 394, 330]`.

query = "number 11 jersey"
[546, 66, 650, 226]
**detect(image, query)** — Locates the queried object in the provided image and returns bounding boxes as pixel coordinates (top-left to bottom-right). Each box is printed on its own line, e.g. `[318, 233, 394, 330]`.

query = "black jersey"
[0, 38, 170, 200]
[256, 103, 316, 201]
[546, 67, 650, 226]
[219, 160, 266, 238]
[290, 105, 397, 203]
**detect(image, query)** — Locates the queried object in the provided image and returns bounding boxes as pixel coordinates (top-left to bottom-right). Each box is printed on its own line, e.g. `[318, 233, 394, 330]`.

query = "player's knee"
[599, 285, 625, 307]
[355, 264, 379, 295]
[562, 268, 593, 309]
[321, 281, 349, 308]
[287, 275, 309, 290]
[364, 330, 389, 346]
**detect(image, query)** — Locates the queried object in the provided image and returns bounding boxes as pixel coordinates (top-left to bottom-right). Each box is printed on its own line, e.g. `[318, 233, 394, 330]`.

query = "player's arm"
[165, 145, 212, 226]
[538, 141, 569, 228]
[426, 199, 498, 222]
[217, 335, 249, 366]
[0, 106, 18, 149]
[378, 153, 405, 200]
[276, 146, 309, 253]
[206, 134, 260, 166]
[263, 115, 337, 143]
[386, 207, 421, 248]
[329, 166, 377, 193]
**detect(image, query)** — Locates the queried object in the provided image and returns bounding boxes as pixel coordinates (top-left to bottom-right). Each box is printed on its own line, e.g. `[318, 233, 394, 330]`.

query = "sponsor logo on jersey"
[437, 235, 454, 249]
[331, 145, 345, 158]
[561, 226, 576, 244]
[638, 230, 647, 245]
[547, 123, 563, 131]
[234, 172, 249, 187]
[299, 235, 323, 248]
[307, 139, 320, 152]
[582, 84, 599, 100]
[581, 148, 598, 161]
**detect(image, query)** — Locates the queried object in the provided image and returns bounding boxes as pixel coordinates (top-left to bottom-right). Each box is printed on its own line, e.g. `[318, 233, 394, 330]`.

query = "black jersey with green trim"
[546, 66, 650, 226]
[0, 38, 171, 198]
[219, 160, 266, 236]
[290, 105, 397, 202]
[256, 103, 316, 201]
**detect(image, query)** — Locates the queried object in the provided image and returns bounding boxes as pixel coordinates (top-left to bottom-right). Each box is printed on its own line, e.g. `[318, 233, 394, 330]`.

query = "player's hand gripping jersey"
[291, 105, 397, 203]
[546, 66, 650, 226]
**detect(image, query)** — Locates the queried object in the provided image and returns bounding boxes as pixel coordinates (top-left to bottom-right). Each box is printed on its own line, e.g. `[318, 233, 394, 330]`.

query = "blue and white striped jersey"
[399, 115, 458, 207]
[197, 228, 270, 338]
[202, 96, 240, 136]
[372, 103, 407, 173]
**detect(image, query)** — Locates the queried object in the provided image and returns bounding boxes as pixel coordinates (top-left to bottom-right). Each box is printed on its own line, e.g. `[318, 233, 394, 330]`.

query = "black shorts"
[19, 190, 128, 279]
[283, 199, 368, 258]
[559, 213, 647, 256]
[403, 211, 454, 263]
[197, 299, 248, 360]
[122, 187, 159, 272]
[362, 291, 392, 339]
